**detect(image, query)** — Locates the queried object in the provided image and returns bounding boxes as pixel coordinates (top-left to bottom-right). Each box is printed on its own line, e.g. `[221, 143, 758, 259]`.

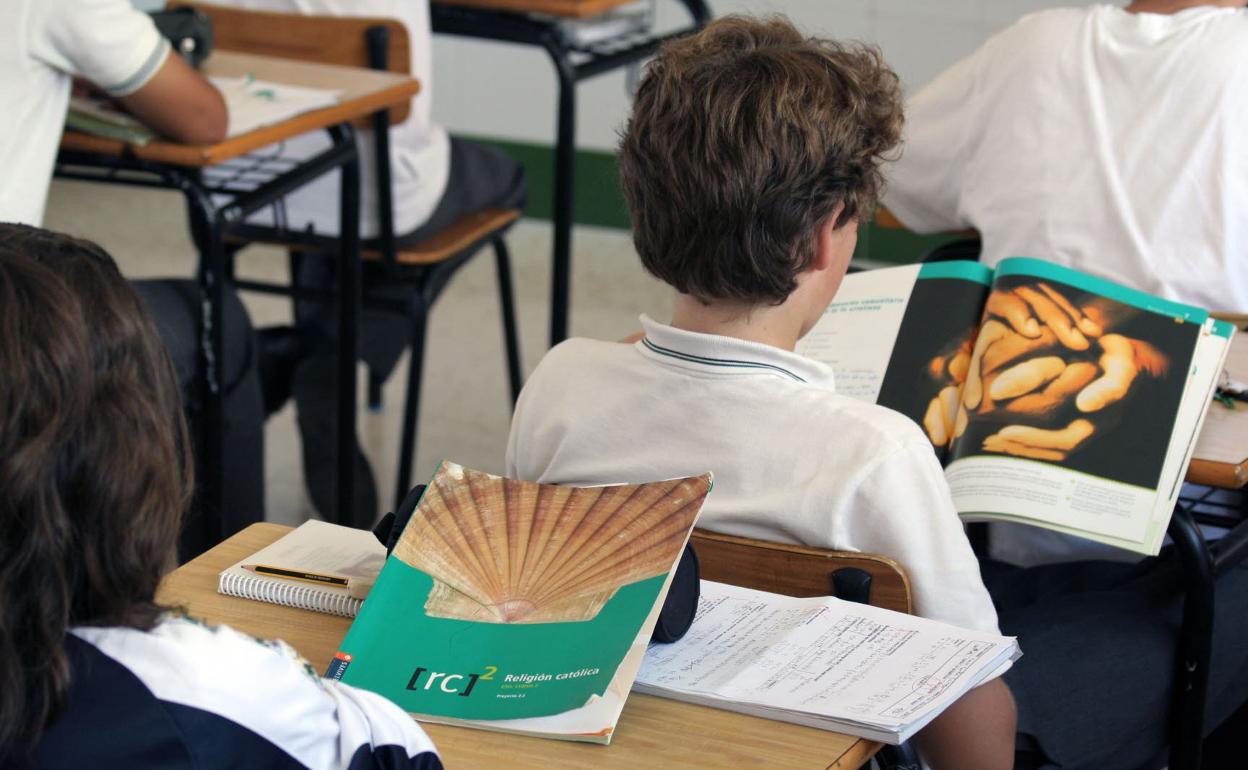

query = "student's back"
[508, 324, 997, 633]
[506, 17, 1017, 770]
[884, 3, 1248, 313]
[0, 224, 439, 770]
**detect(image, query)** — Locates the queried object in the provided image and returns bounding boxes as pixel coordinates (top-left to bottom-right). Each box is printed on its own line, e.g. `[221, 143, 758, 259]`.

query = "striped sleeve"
[33, 0, 171, 96]
[72, 618, 441, 770]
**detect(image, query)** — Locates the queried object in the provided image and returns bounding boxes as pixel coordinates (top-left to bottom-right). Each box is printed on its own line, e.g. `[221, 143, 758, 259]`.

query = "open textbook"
[796, 258, 1234, 555]
[326, 461, 713, 744]
[634, 581, 1019, 744]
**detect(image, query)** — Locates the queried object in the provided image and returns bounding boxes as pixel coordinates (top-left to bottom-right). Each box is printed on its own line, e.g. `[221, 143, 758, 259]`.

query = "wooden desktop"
[157, 523, 881, 770]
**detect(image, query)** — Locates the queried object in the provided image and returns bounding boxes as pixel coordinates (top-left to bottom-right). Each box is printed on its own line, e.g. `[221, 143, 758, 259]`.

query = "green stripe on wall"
[462, 134, 961, 265]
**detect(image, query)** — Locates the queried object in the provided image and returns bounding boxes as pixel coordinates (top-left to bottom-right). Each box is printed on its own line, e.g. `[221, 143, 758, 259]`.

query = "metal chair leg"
[494, 236, 523, 405]
[1168, 505, 1215, 770]
[367, 369, 385, 411]
[394, 293, 430, 512]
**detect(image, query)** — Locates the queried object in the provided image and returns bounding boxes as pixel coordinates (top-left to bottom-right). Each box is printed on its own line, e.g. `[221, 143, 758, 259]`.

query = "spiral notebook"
[218, 520, 386, 618]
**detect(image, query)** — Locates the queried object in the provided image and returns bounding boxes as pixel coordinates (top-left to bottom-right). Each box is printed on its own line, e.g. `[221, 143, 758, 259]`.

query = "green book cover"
[326, 461, 713, 743]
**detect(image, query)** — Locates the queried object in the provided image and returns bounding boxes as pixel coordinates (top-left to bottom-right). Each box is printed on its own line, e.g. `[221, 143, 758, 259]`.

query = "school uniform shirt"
[2, 0, 170, 225]
[883, 5, 1248, 314]
[31, 615, 440, 770]
[212, 0, 451, 239]
[506, 315, 1002, 636]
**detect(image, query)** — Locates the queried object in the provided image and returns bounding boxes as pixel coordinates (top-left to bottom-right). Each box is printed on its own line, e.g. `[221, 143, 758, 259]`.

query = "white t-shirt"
[215, 0, 451, 238]
[2, 0, 170, 225]
[884, 5, 1248, 313]
[506, 315, 1002, 635]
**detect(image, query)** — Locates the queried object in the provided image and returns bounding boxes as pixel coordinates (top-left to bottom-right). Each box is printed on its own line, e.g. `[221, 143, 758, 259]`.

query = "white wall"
[431, 0, 1102, 151]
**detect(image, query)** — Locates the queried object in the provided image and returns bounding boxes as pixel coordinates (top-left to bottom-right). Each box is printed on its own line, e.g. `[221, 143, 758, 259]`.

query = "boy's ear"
[811, 204, 851, 273]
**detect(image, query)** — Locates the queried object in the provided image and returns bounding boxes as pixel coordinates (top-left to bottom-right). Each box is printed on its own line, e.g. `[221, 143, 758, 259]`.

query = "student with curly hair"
[506, 16, 1015, 769]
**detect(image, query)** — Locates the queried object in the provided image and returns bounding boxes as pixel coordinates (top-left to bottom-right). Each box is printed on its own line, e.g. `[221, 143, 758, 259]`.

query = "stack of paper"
[634, 581, 1020, 744]
[67, 97, 157, 145]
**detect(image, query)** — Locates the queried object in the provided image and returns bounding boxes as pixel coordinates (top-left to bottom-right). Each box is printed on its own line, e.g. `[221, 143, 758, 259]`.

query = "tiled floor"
[43, 178, 671, 527]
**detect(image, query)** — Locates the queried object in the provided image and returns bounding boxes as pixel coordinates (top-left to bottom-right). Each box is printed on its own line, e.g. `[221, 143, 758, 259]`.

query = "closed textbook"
[325, 461, 713, 744]
[217, 520, 385, 618]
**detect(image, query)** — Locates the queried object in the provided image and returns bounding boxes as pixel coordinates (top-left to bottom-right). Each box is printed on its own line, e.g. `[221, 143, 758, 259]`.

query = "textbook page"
[634, 582, 1019, 744]
[797, 262, 992, 460]
[946, 258, 1226, 554]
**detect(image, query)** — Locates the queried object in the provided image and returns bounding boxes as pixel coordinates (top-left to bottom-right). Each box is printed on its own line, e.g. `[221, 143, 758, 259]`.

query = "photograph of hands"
[881, 275, 1195, 489]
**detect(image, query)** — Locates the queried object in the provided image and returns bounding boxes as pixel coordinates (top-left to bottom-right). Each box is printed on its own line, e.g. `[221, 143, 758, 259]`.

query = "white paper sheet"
[210, 76, 341, 137]
[635, 582, 1018, 740]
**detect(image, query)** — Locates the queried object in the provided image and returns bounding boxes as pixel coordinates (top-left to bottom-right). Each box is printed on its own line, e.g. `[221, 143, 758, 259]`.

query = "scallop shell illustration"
[393, 462, 712, 624]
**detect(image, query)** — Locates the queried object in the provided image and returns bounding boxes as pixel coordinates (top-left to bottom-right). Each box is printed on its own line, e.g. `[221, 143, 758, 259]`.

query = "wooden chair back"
[691, 528, 913, 614]
[173, 2, 412, 124]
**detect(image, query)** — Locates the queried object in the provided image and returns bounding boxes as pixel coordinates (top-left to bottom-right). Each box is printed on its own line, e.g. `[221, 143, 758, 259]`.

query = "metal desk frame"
[55, 124, 361, 552]
[430, 0, 711, 346]
[1167, 504, 1248, 770]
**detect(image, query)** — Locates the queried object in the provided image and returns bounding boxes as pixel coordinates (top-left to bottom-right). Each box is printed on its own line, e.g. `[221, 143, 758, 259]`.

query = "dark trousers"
[134, 279, 265, 555]
[983, 555, 1248, 770]
[292, 138, 527, 521]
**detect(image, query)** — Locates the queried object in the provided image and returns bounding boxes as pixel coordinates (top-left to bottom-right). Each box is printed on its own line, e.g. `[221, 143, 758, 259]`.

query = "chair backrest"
[690, 528, 913, 614]
[173, 2, 412, 124]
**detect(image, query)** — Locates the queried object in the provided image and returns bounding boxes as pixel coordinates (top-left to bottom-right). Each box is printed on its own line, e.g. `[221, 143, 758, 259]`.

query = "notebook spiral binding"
[218, 571, 361, 618]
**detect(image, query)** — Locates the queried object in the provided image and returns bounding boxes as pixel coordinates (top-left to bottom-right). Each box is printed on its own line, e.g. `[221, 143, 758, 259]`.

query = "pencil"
[243, 564, 350, 587]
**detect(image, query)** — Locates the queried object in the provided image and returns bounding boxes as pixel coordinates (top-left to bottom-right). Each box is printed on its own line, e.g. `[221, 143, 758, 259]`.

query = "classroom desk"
[56, 51, 420, 543]
[431, 0, 710, 347]
[1188, 319, 1248, 488]
[157, 522, 881, 770]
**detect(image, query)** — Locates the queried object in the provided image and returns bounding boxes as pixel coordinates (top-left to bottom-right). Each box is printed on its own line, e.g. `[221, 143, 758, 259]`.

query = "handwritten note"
[635, 582, 1018, 740]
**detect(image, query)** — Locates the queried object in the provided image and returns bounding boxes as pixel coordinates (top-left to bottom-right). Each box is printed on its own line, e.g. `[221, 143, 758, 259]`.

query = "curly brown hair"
[618, 15, 903, 305]
[0, 224, 193, 753]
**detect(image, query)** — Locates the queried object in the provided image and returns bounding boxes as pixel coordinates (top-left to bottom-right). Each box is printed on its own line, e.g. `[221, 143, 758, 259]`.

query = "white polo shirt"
[2, 0, 170, 225]
[58, 616, 440, 768]
[214, 0, 451, 238]
[507, 316, 1001, 634]
[884, 5, 1248, 313]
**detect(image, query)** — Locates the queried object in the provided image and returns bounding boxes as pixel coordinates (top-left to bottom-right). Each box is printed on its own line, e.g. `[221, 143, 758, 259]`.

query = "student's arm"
[117, 52, 227, 145]
[914, 677, 1017, 770]
[34, 0, 226, 144]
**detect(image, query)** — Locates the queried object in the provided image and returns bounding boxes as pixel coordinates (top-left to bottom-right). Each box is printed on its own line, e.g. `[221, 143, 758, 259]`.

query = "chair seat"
[363, 208, 520, 266]
[225, 208, 520, 267]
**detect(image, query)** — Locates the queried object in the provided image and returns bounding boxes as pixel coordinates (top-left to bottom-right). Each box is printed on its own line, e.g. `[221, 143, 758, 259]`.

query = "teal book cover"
[326, 461, 713, 743]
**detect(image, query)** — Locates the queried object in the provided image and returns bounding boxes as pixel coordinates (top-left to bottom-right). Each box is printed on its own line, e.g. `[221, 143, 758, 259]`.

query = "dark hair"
[0, 224, 193, 751]
[618, 15, 903, 305]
